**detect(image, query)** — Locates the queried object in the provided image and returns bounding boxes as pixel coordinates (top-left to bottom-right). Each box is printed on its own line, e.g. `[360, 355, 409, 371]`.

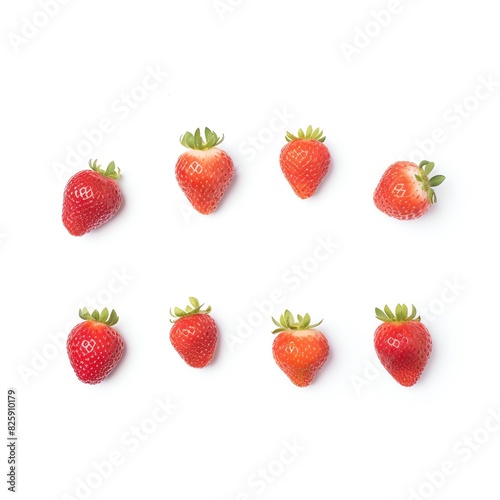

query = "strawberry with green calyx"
[169, 297, 218, 368]
[62, 159, 123, 236]
[66, 307, 125, 384]
[374, 304, 432, 387]
[175, 127, 234, 215]
[279, 126, 331, 199]
[272, 310, 330, 387]
[373, 160, 446, 220]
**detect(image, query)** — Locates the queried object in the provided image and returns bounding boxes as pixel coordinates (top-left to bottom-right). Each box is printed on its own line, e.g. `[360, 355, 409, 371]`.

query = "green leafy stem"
[89, 159, 121, 179]
[415, 160, 445, 204]
[180, 127, 224, 150]
[79, 307, 119, 326]
[272, 309, 323, 334]
[375, 304, 421, 323]
[170, 297, 212, 323]
[285, 125, 326, 143]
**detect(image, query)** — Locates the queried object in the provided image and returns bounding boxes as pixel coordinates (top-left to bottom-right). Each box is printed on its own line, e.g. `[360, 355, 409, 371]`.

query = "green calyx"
[79, 307, 119, 326]
[170, 297, 212, 323]
[180, 127, 224, 150]
[375, 304, 420, 323]
[415, 160, 445, 204]
[285, 125, 326, 143]
[89, 159, 121, 180]
[272, 309, 323, 334]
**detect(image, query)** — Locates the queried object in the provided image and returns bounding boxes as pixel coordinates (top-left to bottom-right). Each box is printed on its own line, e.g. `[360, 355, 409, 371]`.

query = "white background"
[2, 0, 500, 499]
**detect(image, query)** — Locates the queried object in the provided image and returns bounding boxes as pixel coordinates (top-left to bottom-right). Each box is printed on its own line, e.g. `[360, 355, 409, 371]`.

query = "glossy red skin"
[279, 139, 331, 199]
[67, 321, 125, 384]
[62, 170, 122, 236]
[374, 321, 432, 387]
[175, 148, 234, 215]
[373, 161, 429, 220]
[170, 314, 218, 368]
[272, 329, 330, 387]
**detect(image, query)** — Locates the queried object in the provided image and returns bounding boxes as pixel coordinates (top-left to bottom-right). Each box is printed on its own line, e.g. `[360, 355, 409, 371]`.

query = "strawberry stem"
[415, 161, 445, 204]
[180, 128, 224, 150]
[285, 125, 326, 143]
[88, 159, 121, 179]
[79, 307, 119, 326]
[272, 309, 323, 333]
[170, 297, 212, 323]
[375, 304, 421, 323]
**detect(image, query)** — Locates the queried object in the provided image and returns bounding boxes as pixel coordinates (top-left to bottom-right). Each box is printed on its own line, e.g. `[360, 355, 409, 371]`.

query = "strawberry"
[62, 160, 123, 236]
[373, 160, 445, 220]
[279, 126, 331, 199]
[175, 128, 234, 214]
[374, 304, 432, 387]
[67, 308, 125, 384]
[169, 297, 218, 368]
[272, 310, 329, 387]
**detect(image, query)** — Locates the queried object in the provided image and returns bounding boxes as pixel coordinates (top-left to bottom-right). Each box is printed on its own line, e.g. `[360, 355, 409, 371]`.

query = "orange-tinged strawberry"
[169, 297, 218, 368]
[374, 304, 432, 387]
[62, 159, 122, 236]
[175, 128, 234, 214]
[66, 308, 124, 384]
[272, 310, 330, 387]
[373, 160, 445, 220]
[279, 126, 331, 199]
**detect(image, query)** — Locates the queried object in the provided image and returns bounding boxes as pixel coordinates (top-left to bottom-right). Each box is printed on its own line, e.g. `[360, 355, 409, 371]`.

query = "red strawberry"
[272, 310, 329, 387]
[374, 304, 432, 387]
[169, 297, 218, 368]
[373, 160, 445, 220]
[279, 126, 331, 199]
[67, 308, 125, 384]
[62, 160, 123, 236]
[175, 128, 234, 214]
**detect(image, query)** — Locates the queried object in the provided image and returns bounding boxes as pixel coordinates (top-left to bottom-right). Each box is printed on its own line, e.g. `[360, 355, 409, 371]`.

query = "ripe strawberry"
[373, 160, 445, 220]
[169, 297, 218, 368]
[272, 310, 329, 387]
[175, 128, 234, 214]
[279, 126, 331, 199]
[62, 160, 123, 236]
[67, 308, 125, 384]
[374, 304, 432, 387]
